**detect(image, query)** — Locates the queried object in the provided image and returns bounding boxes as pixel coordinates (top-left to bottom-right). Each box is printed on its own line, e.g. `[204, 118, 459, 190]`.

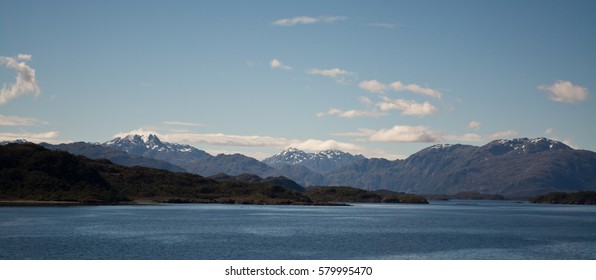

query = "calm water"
[1, 201, 595, 259]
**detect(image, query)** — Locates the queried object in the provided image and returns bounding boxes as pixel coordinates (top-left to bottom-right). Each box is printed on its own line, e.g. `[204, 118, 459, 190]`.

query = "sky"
[1, 0, 595, 160]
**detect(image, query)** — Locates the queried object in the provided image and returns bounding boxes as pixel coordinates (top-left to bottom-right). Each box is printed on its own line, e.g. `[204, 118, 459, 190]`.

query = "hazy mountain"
[325, 138, 596, 197]
[263, 164, 325, 187]
[40, 142, 185, 172]
[104, 134, 273, 176]
[263, 147, 365, 174]
[208, 173, 305, 192]
[188, 153, 274, 176]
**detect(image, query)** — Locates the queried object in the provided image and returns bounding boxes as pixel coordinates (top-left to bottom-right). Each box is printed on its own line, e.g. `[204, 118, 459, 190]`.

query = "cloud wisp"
[538, 80, 589, 104]
[377, 97, 437, 116]
[367, 125, 443, 143]
[163, 121, 205, 127]
[0, 114, 47, 126]
[359, 79, 442, 99]
[336, 125, 518, 145]
[306, 68, 353, 77]
[307, 67, 354, 84]
[468, 120, 481, 130]
[358, 80, 387, 93]
[0, 54, 40, 105]
[316, 108, 387, 118]
[0, 131, 60, 143]
[270, 58, 292, 71]
[445, 130, 518, 142]
[273, 16, 346, 27]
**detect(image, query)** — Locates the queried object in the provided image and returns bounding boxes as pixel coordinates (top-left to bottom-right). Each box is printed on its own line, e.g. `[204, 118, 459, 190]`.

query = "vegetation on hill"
[306, 186, 428, 204]
[531, 191, 596, 205]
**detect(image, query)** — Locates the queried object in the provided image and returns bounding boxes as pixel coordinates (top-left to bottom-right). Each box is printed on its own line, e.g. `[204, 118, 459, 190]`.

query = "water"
[1, 201, 595, 259]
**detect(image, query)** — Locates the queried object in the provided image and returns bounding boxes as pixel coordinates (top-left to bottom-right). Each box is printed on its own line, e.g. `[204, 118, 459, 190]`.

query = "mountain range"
[324, 138, 596, 197]
[7, 134, 595, 198]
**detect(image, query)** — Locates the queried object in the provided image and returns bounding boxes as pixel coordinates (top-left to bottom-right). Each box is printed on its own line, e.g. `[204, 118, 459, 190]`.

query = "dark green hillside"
[0, 143, 120, 203]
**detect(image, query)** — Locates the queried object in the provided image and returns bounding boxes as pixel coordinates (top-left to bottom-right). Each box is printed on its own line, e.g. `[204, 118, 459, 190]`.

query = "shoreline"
[0, 200, 350, 207]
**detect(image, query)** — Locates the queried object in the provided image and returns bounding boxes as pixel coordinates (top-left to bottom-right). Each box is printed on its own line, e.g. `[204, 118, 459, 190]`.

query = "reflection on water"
[0, 201, 595, 259]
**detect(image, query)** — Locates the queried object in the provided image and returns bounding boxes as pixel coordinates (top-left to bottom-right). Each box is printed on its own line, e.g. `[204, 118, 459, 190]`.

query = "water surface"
[1, 201, 595, 259]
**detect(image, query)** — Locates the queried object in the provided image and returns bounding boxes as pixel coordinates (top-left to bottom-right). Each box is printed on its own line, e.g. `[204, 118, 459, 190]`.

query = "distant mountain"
[263, 147, 365, 174]
[263, 164, 325, 187]
[104, 134, 279, 177]
[208, 173, 305, 192]
[325, 138, 596, 197]
[189, 153, 274, 176]
[103, 134, 211, 171]
[40, 142, 185, 172]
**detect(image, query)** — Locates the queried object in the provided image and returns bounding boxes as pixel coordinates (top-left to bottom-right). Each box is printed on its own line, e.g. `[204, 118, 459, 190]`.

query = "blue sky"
[1, 0, 594, 159]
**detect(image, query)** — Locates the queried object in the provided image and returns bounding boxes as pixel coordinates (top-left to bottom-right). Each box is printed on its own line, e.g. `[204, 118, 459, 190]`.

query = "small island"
[531, 191, 596, 205]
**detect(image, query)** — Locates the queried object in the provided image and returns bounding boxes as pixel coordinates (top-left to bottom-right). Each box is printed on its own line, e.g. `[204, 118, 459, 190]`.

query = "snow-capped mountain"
[481, 137, 571, 155]
[263, 148, 366, 174]
[103, 134, 212, 170]
[104, 134, 206, 155]
[103, 134, 275, 176]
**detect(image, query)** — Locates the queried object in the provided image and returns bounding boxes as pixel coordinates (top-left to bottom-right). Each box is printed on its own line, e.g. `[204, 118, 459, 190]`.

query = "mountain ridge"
[4, 136, 596, 197]
[263, 147, 366, 174]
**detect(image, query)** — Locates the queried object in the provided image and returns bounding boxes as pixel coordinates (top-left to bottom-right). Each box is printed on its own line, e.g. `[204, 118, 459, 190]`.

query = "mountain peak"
[263, 148, 366, 174]
[103, 134, 211, 158]
[482, 137, 571, 155]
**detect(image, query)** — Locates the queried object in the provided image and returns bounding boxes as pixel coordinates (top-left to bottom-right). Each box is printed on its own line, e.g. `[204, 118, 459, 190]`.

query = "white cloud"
[377, 97, 437, 115]
[359, 80, 387, 93]
[0, 131, 60, 143]
[163, 121, 204, 127]
[288, 139, 363, 154]
[487, 130, 518, 140]
[359, 79, 441, 99]
[317, 108, 387, 118]
[0, 114, 47, 126]
[468, 120, 481, 130]
[273, 16, 346, 26]
[538, 80, 589, 104]
[389, 81, 442, 99]
[17, 54, 32, 61]
[445, 130, 518, 142]
[270, 58, 292, 71]
[164, 133, 289, 147]
[306, 68, 352, 77]
[368, 125, 443, 143]
[0, 54, 40, 105]
[113, 128, 161, 139]
[307, 67, 354, 84]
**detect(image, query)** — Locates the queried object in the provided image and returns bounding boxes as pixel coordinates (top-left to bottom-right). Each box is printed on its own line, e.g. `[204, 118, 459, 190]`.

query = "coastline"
[0, 199, 349, 207]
